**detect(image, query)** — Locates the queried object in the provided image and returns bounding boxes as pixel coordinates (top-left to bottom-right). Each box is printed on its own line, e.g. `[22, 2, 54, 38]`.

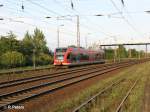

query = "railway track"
[0, 66, 53, 75]
[72, 69, 143, 112]
[115, 77, 140, 112]
[0, 60, 139, 84]
[0, 61, 112, 76]
[72, 78, 126, 112]
[0, 61, 141, 97]
[0, 61, 133, 88]
[72, 77, 140, 112]
[0, 62, 134, 96]
[0, 59, 149, 111]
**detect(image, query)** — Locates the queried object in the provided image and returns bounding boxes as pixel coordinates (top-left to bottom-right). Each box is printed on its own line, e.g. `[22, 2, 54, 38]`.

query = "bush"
[0, 51, 25, 68]
[34, 53, 53, 66]
[24, 55, 33, 66]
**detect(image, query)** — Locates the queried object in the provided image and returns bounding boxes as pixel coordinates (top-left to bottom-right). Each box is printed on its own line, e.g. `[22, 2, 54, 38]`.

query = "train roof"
[55, 47, 104, 53]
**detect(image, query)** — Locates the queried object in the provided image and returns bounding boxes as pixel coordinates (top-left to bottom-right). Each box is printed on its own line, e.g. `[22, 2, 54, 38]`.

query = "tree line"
[0, 28, 53, 69]
[104, 45, 146, 60]
[0, 29, 148, 69]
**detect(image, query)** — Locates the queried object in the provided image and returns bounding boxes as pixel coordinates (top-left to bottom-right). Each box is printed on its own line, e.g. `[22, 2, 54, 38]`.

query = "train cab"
[54, 47, 67, 65]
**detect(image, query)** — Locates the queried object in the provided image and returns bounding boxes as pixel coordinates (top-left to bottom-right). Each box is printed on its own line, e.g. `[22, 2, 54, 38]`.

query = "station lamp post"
[57, 24, 64, 48]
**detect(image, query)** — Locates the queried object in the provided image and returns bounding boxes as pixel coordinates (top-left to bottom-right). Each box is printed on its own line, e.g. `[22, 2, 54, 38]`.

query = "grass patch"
[124, 63, 149, 112]
[0, 64, 53, 74]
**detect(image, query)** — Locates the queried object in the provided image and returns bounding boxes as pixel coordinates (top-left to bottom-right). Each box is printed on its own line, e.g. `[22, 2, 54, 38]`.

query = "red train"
[54, 47, 105, 66]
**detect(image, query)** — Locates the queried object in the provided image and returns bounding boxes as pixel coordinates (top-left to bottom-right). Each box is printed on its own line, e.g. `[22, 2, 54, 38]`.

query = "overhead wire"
[109, 0, 143, 37]
[2, 0, 105, 38]
[2, 0, 77, 37]
[53, 0, 116, 38]
[122, 3, 145, 37]
[26, 0, 113, 39]
[26, 0, 128, 40]
[26, 0, 115, 46]
[2, 0, 145, 43]
[26, 0, 61, 16]
[25, 0, 79, 36]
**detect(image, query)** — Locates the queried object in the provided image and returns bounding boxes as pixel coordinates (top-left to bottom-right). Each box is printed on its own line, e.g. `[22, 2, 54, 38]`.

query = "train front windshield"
[55, 48, 67, 60]
[56, 48, 67, 52]
[56, 55, 64, 60]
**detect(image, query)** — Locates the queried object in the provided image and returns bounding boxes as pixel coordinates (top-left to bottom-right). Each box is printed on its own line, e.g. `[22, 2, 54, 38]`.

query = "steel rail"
[0, 63, 112, 85]
[0, 60, 138, 86]
[0, 66, 53, 75]
[0, 61, 110, 76]
[0, 62, 132, 98]
[72, 62, 146, 112]
[0, 61, 105, 75]
[0, 61, 130, 89]
[0, 61, 138, 111]
[72, 78, 125, 112]
[115, 77, 140, 112]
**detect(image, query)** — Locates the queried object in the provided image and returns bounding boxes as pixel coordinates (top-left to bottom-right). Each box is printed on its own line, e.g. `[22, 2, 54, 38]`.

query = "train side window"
[68, 53, 76, 62]
[77, 53, 82, 61]
[72, 54, 76, 62]
[67, 53, 71, 59]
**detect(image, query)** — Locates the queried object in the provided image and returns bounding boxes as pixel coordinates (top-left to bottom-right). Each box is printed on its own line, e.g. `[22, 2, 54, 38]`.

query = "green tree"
[0, 36, 8, 55]
[0, 31, 21, 55]
[6, 31, 21, 51]
[22, 30, 51, 66]
[0, 29, 54, 69]
[139, 50, 145, 58]
[105, 48, 114, 59]
[130, 49, 139, 58]
[22, 31, 34, 55]
[0, 51, 25, 68]
[21, 31, 34, 65]
[117, 45, 128, 58]
[32, 28, 50, 67]
[33, 28, 49, 54]
[34, 53, 53, 65]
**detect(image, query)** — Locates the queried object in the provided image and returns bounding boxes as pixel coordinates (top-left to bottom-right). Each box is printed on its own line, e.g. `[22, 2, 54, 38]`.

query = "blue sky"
[0, 0, 150, 51]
